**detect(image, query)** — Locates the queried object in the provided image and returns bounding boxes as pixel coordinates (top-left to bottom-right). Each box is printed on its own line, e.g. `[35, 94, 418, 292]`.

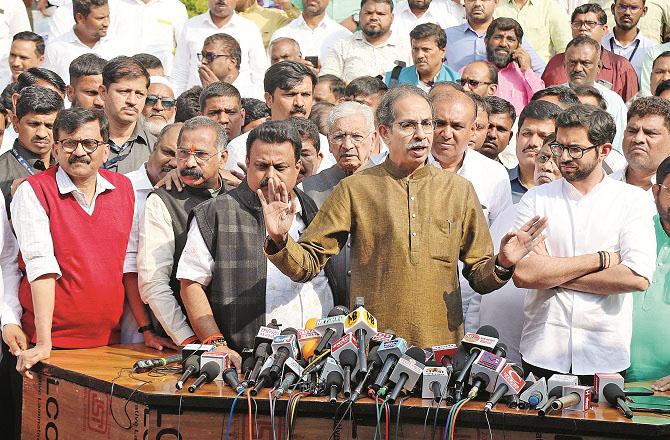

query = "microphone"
[132, 353, 182, 373]
[176, 355, 200, 390]
[242, 356, 255, 380]
[369, 331, 395, 349]
[537, 386, 563, 417]
[371, 338, 407, 392]
[603, 383, 633, 419]
[222, 368, 245, 394]
[551, 385, 591, 412]
[519, 376, 548, 409]
[344, 306, 378, 374]
[269, 328, 299, 380]
[297, 327, 321, 361]
[275, 358, 305, 398]
[326, 365, 345, 404]
[387, 346, 426, 404]
[251, 355, 275, 396]
[313, 306, 349, 355]
[421, 364, 452, 402]
[432, 344, 458, 367]
[453, 326, 500, 397]
[467, 350, 507, 399]
[248, 321, 281, 386]
[188, 361, 220, 393]
[594, 372, 624, 402]
[339, 349, 358, 398]
[484, 364, 525, 412]
[350, 345, 382, 402]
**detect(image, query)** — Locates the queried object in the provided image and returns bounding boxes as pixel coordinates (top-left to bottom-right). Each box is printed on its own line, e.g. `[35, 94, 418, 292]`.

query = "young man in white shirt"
[514, 104, 656, 384]
[602, 0, 654, 77]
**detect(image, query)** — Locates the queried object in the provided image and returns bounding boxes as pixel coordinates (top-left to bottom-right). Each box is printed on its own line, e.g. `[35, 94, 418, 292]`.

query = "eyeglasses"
[615, 4, 642, 13]
[330, 131, 373, 145]
[393, 119, 435, 137]
[549, 142, 599, 159]
[197, 52, 231, 63]
[57, 138, 104, 154]
[459, 78, 493, 88]
[571, 20, 602, 29]
[176, 148, 218, 164]
[145, 95, 176, 108]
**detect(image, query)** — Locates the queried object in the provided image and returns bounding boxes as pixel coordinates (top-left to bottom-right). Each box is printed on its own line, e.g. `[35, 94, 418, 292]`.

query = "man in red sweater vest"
[11, 107, 134, 378]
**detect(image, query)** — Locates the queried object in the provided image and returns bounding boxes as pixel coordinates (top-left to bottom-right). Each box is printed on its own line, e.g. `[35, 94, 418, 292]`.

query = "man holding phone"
[484, 17, 544, 114]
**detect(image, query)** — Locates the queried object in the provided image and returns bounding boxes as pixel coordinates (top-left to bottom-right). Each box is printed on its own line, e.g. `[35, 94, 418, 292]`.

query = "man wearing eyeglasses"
[11, 107, 136, 379]
[602, 0, 653, 77]
[261, 84, 547, 348]
[513, 104, 656, 383]
[136, 117, 229, 349]
[141, 76, 176, 137]
[542, 3, 639, 101]
[460, 61, 498, 96]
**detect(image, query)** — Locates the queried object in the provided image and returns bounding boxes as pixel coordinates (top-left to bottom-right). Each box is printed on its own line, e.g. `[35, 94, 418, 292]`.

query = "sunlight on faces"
[54, 120, 109, 180]
[480, 112, 513, 159]
[571, 11, 608, 40]
[461, 62, 496, 96]
[14, 112, 58, 156]
[516, 118, 556, 172]
[469, 108, 488, 150]
[246, 140, 301, 200]
[554, 126, 609, 182]
[177, 127, 226, 188]
[77, 4, 110, 40]
[142, 83, 175, 123]
[9, 40, 43, 81]
[146, 124, 180, 183]
[623, 114, 670, 173]
[533, 142, 561, 185]
[202, 95, 244, 140]
[269, 39, 302, 65]
[565, 44, 601, 87]
[265, 76, 314, 121]
[411, 37, 445, 78]
[329, 114, 376, 174]
[359, 1, 393, 39]
[651, 56, 670, 95]
[208, 0, 235, 19]
[431, 93, 475, 166]
[463, 0, 498, 22]
[69, 75, 104, 109]
[100, 77, 148, 125]
[201, 40, 237, 81]
[486, 28, 519, 68]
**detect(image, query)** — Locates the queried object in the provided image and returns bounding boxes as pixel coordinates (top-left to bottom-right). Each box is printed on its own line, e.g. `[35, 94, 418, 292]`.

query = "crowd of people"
[1, 0, 670, 436]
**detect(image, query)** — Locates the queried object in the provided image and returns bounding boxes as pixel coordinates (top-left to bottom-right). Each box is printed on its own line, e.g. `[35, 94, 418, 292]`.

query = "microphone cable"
[109, 367, 152, 429]
[444, 397, 471, 440]
[223, 388, 245, 440]
[395, 395, 411, 440]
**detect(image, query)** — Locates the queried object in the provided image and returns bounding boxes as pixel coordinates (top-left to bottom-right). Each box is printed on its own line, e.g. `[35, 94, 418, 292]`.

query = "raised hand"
[257, 177, 297, 246]
[498, 215, 548, 268]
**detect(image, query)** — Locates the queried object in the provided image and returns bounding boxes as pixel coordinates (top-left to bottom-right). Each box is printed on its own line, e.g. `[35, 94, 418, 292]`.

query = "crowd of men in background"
[1, 0, 670, 436]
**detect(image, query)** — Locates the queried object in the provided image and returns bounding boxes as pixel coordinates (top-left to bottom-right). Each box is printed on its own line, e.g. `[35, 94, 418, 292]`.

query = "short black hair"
[203, 33, 242, 70]
[556, 104, 616, 145]
[309, 102, 333, 135]
[290, 117, 320, 153]
[653, 51, 670, 69]
[409, 23, 446, 50]
[15, 86, 64, 120]
[484, 95, 516, 123]
[102, 56, 149, 88]
[12, 31, 45, 56]
[264, 60, 317, 95]
[1, 83, 16, 111]
[246, 120, 302, 162]
[655, 79, 670, 97]
[572, 85, 607, 110]
[628, 96, 670, 131]
[656, 155, 670, 185]
[131, 53, 163, 72]
[53, 107, 109, 142]
[317, 74, 346, 100]
[73, 0, 108, 19]
[199, 82, 241, 111]
[517, 100, 562, 130]
[486, 17, 523, 42]
[69, 53, 107, 82]
[531, 85, 580, 107]
[572, 3, 607, 25]
[360, 0, 394, 11]
[566, 35, 602, 56]
[241, 97, 270, 126]
[345, 76, 388, 97]
[16, 67, 66, 94]
[467, 92, 490, 118]
[175, 86, 202, 123]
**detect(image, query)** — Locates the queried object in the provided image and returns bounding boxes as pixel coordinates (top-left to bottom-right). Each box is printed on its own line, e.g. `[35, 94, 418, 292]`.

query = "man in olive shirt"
[262, 84, 546, 347]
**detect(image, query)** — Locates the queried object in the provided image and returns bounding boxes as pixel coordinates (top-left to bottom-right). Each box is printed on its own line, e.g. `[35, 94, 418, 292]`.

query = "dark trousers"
[522, 359, 626, 387]
[0, 342, 22, 440]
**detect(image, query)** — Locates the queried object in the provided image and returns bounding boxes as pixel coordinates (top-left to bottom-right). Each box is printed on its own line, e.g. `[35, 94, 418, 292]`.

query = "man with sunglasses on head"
[10, 107, 136, 380]
[513, 104, 656, 384]
[142, 76, 176, 137]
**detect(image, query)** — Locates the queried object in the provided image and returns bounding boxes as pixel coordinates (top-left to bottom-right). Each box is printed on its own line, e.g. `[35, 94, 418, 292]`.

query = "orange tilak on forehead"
[187, 144, 197, 153]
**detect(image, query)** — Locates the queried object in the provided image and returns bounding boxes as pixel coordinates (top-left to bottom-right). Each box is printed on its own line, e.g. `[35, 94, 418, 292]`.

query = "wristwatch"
[494, 257, 514, 280]
[137, 324, 153, 334]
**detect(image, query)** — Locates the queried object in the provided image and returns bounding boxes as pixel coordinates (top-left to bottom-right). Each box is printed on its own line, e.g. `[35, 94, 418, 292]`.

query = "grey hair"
[157, 122, 183, 141]
[376, 84, 432, 127]
[327, 101, 375, 132]
[178, 116, 228, 153]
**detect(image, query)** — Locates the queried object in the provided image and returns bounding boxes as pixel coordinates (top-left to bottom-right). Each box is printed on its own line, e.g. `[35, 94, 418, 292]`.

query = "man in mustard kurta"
[260, 85, 546, 347]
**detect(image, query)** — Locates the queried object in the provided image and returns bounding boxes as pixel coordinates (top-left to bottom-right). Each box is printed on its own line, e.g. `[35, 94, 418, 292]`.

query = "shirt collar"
[13, 139, 53, 170]
[463, 22, 484, 37]
[55, 165, 116, 196]
[353, 30, 401, 47]
[131, 162, 154, 191]
[606, 30, 643, 48]
[382, 156, 433, 180]
[111, 119, 151, 149]
[296, 14, 330, 30]
[203, 11, 239, 29]
[561, 171, 609, 200]
[65, 27, 109, 46]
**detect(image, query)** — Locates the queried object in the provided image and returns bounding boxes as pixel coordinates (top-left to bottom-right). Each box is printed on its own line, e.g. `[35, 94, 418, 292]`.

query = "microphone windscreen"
[452, 347, 468, 371]
[476, 325, 499, 339]
[340, 349, 358, 368]
[281, 327, 298, 336]
[603, 383, 626, 403]
[368, 346, 382, 365]
[548, 386, 562, 398]
[242, 356, 255, 374]
[494, 343, 508, 357]
[184, 355, 200, 372]
[329, 305, 350, 317]
[202, 361, 221, 379]
[327, 370, 343, 387]
[405, 346, 427, 363]
[511, 364, 524, 376]
[305, 318, 318, 329]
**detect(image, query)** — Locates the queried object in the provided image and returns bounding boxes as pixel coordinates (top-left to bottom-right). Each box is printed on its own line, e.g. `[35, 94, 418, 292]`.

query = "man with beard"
[121, 123, 179, 347]
[67, 54, 107, 110]
[479, 95, 515, 163]
[485, 18, 544, 114]
[390, 0, 464, 38]
[602, 0, 653, 76]
[513, 104, 656, 384]
[176, 120, 340, 367]
[200, 82, 245, 143]
[142, 77, 176, 137]
[197, 33, 263, 100]
[321, 0, 411, 82]
[224, 61, 334, 175]
[101, 56, 156, 174]
[270, 0, 352, 64]
[172, 0, 267, 94]
[612, 97, 670, 203]
[384, 24, 460, 90]
[460, 61, 498, 96]
[508, 100, 562, 203]
[138, 117, 229, 347]
[43, 0, 128, 85]
[542, 3, 638, 101]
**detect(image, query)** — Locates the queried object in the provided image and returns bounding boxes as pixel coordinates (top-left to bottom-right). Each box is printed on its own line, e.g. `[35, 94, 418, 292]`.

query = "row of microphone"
[130, 305, 636, 418]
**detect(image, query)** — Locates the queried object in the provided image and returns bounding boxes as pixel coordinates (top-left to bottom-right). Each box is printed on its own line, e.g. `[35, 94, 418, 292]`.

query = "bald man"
[269, 38, 303, 65]
[461, 61, 498, 97]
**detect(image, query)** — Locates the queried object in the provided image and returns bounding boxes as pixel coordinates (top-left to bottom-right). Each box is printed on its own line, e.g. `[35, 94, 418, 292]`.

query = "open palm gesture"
[498, 216, 548, 268]
[258, 177, 297, 246]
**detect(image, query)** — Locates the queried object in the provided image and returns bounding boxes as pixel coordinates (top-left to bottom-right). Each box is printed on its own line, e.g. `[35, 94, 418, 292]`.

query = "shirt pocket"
[429, 217, 456, 263]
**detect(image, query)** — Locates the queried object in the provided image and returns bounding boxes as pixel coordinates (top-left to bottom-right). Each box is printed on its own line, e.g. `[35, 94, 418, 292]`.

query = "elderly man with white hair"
[142, 76, 177, 137]
[301, 101, 378, 299]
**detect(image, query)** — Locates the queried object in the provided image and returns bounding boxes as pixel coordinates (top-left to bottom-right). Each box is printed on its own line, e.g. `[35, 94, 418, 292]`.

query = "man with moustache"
[260, 84, 547, 348]
[176, 120, 341, 366]
[67, 54, 107, 109]
[200, 82, 245, 143]
[3, 32, 45, 92]
[485, 17, 544, 114]
[142, 77, 176, 137]
[514, 105, 656, 383]
[461, 61, 498, 97]
[138, 117, 229, 346]
[321, 0, 412, 82]
[466, 93, 490, 153]
[479, 95, 515, 163]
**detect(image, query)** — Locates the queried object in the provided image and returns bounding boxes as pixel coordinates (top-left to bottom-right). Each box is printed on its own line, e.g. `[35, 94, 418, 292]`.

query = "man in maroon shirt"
[542, 3, 638, 101]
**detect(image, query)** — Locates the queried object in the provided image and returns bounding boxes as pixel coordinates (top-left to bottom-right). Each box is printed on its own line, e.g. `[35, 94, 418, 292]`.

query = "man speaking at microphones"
[261, 84, 547, 348]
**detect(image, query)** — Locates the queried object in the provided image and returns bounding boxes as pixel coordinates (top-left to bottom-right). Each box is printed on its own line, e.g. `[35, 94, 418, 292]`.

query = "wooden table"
[20, 344, 670, 439]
